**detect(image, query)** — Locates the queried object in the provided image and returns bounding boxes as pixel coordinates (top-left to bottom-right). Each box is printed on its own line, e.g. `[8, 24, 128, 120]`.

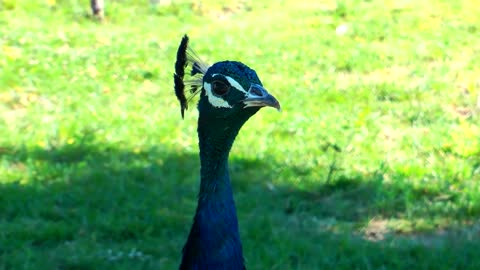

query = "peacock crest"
[174, 35, 210, 118]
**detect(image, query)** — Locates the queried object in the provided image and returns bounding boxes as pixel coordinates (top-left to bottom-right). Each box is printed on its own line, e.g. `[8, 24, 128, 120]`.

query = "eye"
[211, 80, 230, 96]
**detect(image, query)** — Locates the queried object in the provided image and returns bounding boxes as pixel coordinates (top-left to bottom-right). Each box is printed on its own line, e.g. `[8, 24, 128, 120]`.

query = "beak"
[242, 84, 281, 111]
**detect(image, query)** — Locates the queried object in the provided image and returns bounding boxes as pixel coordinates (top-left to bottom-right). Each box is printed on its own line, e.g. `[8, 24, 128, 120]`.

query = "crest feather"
[173, 35, 210, 118]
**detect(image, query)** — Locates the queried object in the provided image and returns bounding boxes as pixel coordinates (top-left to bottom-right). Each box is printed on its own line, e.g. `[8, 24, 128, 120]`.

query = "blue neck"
[180, 122, 245, 270]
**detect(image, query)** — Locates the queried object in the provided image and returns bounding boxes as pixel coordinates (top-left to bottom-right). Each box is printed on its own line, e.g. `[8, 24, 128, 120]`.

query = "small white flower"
[336, 24, 349, 36]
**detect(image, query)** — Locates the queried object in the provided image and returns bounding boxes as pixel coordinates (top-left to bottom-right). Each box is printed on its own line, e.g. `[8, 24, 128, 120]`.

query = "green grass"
[1, 0, 480, 269]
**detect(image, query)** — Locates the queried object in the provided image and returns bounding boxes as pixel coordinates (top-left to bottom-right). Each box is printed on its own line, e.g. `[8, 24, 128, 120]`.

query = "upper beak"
[242, 84, 281, 111]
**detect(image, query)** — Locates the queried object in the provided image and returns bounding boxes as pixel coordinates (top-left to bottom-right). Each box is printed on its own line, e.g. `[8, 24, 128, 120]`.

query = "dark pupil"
[212, 81, 229, 96]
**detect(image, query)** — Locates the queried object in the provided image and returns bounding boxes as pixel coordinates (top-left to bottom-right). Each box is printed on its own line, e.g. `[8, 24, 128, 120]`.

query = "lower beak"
[243, 84, 281, 111]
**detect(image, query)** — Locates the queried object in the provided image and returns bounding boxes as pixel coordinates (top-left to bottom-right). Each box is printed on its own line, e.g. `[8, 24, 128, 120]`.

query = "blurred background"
[1, 0, 479, 269]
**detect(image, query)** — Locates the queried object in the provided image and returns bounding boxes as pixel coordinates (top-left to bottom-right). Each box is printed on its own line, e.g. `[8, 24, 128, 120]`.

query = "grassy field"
[1, 0, 480, 269]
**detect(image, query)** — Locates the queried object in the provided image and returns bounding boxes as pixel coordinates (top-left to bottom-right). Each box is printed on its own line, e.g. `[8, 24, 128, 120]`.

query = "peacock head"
[174, 35, 280, 128]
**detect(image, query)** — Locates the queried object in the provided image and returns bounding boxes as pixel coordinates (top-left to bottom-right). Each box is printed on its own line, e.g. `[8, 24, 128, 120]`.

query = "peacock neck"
[180, 120, 245, 269]
[198, 124, 237, 195]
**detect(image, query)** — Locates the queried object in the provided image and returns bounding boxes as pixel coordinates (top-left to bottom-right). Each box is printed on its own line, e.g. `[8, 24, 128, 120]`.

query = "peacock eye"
[211, 80, 230, 96]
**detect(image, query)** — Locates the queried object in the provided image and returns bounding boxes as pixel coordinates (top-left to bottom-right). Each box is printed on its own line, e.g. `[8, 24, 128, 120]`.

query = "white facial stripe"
[225, 76, 247, 94]
[211, 73, 248, 94]
[203, 82, 232, 108]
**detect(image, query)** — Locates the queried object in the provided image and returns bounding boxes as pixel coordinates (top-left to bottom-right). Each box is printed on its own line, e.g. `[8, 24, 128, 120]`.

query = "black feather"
[174, 35, 209, 119]
[174, 35, 189, 119]
[191, 62, 202, 76]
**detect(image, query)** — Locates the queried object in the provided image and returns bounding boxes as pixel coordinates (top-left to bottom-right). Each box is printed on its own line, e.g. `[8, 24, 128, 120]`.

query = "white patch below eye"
[204, 82, 233, 108]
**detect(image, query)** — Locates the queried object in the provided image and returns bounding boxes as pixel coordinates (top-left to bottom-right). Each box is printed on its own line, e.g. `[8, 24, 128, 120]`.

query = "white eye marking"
[225, 76, 247, 94]
[211, 74, 248, 94]
[203, 82, 233, 108]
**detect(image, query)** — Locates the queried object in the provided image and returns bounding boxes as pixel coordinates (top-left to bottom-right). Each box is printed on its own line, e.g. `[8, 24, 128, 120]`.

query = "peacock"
[174, 35, 280, 270]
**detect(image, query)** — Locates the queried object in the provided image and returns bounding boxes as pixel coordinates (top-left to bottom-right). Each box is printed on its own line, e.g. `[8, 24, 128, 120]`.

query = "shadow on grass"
[1, 137, 480, 269]
[232, 156, 480, 224]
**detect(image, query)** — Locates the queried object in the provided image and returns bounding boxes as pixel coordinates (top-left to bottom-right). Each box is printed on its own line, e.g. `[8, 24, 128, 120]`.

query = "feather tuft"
[174, 35, 209, 118]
